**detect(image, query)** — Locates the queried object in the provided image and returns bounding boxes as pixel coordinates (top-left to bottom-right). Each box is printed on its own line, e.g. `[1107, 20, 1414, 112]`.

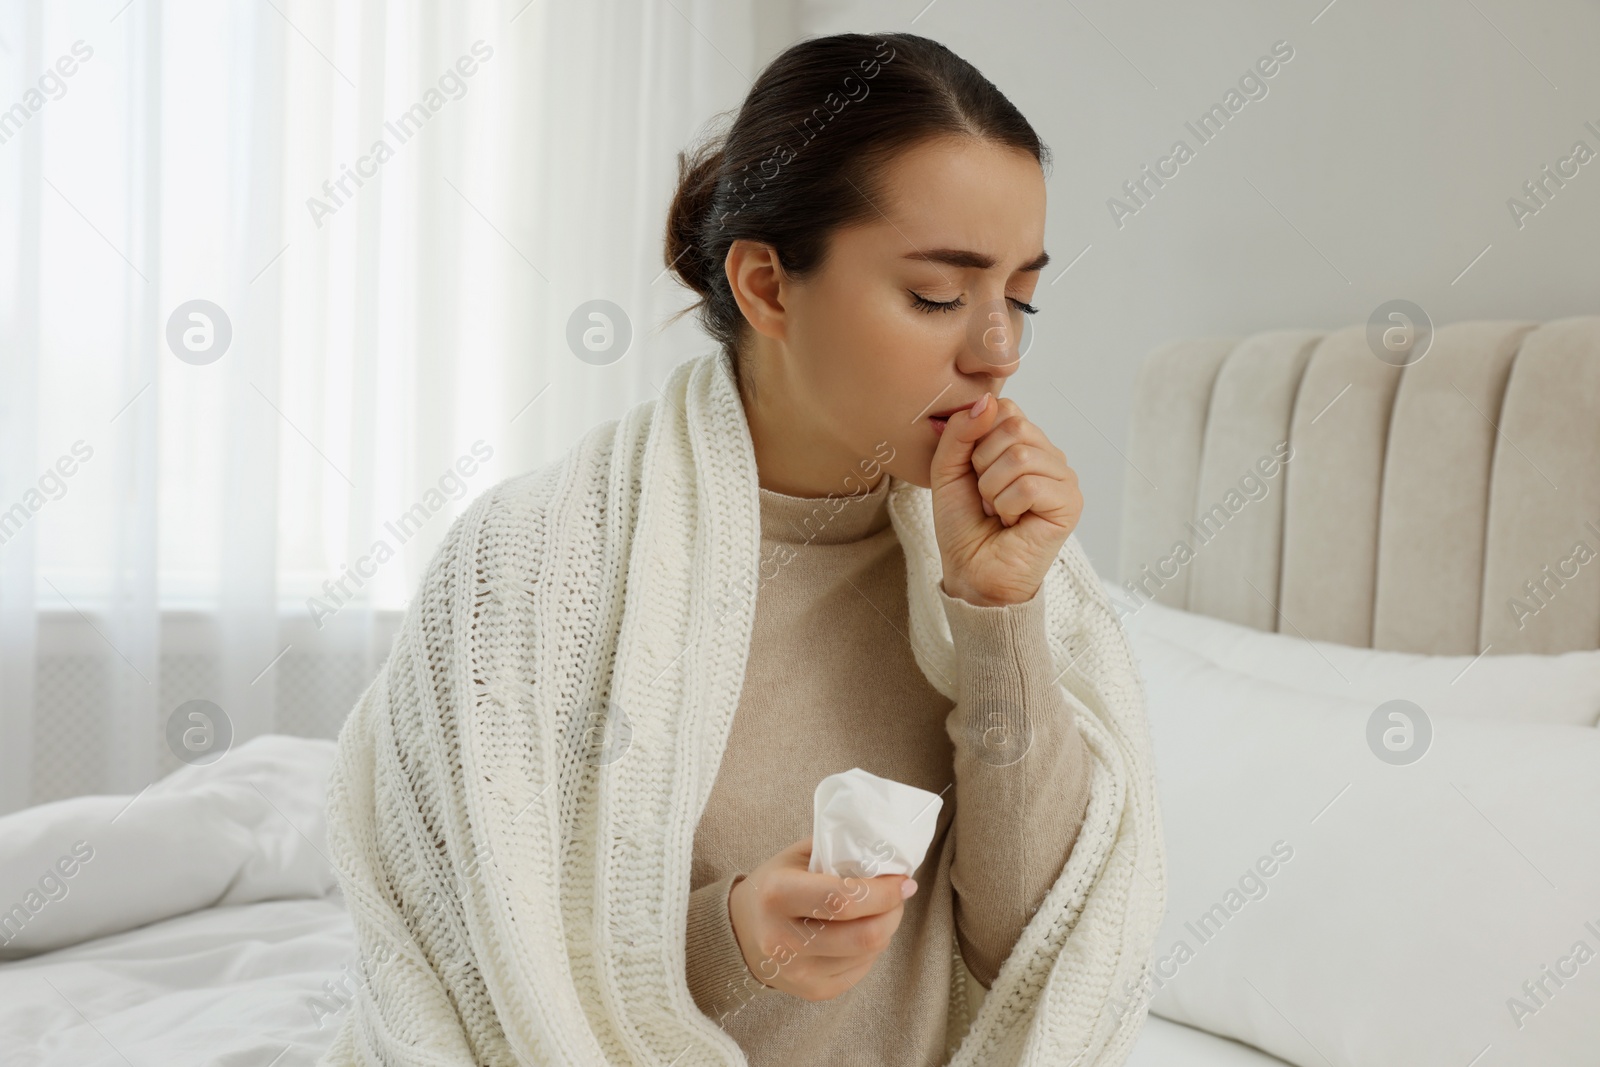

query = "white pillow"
[0, 734, 337, 959]
[1131, 632, 1600, 1067]
[1103, 577, 1600, 727]
[1127, 1013, 1294, 1066]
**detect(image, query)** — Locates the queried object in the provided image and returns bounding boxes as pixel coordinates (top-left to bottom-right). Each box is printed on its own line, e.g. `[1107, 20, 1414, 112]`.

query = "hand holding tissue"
[808, 767, 944, 880]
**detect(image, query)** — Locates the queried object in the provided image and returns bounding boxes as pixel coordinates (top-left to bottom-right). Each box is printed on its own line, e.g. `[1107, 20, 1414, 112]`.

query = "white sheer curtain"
[0, 0, 760, 814]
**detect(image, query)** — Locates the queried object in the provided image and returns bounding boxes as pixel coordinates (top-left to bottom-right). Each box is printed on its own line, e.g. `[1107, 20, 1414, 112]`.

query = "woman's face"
[727, 134, 1048, 496]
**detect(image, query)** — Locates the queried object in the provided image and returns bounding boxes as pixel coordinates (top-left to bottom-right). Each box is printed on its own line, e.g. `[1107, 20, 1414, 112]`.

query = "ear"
[724, 238, 790, 344]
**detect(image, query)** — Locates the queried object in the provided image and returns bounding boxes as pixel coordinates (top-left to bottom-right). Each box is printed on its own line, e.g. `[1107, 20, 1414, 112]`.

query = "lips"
[928, 400, 979, 436]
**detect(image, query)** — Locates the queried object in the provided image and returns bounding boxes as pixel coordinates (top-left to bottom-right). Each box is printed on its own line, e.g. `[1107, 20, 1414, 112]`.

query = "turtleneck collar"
[758, 473, 893, 546]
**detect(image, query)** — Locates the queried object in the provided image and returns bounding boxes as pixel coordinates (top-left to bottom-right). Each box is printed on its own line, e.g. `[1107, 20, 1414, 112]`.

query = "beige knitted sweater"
[684, 473, 1093, 1065]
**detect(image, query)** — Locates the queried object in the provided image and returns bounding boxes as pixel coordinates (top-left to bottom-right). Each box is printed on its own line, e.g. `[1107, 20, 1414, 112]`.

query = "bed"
[1112, 314, 1600, 1067]
[0, 728, 1288, 1066]
[3, 316, 1596, 1066]
[0, 860, 1285, 1066]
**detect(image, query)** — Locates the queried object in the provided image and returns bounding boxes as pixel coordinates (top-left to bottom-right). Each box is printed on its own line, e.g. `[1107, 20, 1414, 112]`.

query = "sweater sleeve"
[685, 871, 771, 1025]
[939, 581, 1092, 990]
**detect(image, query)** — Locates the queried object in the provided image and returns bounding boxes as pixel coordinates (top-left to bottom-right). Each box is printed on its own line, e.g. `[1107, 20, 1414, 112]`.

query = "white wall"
[791, 0, 1600, 572]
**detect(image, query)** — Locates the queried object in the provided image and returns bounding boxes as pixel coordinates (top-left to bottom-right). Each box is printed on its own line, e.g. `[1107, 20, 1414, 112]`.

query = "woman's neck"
[741, 377, 886, 499]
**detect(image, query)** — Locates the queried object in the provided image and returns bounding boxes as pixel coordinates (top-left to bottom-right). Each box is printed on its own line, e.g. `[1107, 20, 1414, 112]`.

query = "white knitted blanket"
[318, 350, 1166, 1067]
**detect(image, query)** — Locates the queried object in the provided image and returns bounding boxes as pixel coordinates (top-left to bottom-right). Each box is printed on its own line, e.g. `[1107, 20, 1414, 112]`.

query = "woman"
[320, 31, 1164, 1067]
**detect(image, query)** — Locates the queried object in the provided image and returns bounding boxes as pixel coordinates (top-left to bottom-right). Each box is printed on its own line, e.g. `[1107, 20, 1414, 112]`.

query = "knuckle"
[857, 921, 890, 954]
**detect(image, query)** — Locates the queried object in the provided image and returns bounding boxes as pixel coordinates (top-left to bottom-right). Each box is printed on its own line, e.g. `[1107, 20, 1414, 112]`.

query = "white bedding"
[0, 892, 354, 1067]
[1126, 1016, 1291, 1066]
[0, 884, 1281, 1067]
[0, 735, 339, 959]
[0, 737, 1278, 1066]
[1129, 631, 1600, 1066]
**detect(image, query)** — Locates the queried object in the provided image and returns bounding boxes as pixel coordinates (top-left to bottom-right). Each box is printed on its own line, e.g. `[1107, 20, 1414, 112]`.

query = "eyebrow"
[901, 248, 1051, 272]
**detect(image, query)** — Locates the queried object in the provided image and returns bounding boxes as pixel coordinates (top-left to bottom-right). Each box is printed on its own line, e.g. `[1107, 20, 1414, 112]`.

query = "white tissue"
[807, 767, 944, 880]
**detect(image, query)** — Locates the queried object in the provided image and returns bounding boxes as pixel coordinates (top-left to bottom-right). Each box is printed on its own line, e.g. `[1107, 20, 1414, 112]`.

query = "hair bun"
[664, 140, 724, 299]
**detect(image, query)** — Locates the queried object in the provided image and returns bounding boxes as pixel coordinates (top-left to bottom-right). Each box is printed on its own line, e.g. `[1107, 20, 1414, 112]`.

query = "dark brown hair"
[663, 32, 1050, 395]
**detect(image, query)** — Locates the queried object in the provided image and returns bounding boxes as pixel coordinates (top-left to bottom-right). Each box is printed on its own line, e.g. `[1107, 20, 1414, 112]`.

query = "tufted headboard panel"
[1117, 315, 1600, 655]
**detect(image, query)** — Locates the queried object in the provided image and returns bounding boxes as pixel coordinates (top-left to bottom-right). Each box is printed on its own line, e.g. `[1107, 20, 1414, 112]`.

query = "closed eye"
[909, 292, 1039, 315]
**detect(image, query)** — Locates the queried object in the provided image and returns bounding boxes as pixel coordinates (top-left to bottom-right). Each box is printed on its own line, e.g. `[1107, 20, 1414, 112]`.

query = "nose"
[956, 297, 1026, 381]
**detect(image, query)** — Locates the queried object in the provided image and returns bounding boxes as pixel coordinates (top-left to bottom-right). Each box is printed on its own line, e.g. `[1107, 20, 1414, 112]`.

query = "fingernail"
[970, 393, 990, 417]
[982, 498, 995, 517]
[900, 878, 917, 898]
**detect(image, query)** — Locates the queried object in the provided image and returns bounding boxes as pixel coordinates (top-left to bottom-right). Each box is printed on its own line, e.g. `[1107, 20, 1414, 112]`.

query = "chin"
[884, 450, 935, 491]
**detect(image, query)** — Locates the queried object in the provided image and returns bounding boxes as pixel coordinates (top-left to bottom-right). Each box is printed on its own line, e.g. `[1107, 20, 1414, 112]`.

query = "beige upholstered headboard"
[1117, 316, 1600, 655]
